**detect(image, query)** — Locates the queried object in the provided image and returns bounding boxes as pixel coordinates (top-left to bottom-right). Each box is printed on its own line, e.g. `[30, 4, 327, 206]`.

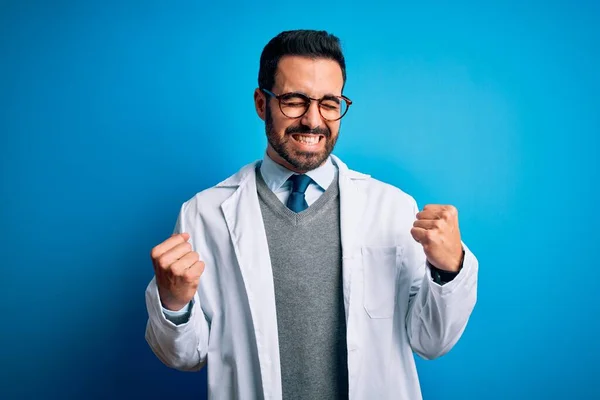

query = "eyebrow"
[286, 90, 342, 99]
[321, 94, 341, 104]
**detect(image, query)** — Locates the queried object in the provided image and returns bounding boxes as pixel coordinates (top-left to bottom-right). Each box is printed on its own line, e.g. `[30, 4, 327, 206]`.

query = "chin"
[286, 150, 329, 171]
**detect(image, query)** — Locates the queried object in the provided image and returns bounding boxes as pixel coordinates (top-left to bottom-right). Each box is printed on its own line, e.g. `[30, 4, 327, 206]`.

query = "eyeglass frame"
[260, 88, 352, 121]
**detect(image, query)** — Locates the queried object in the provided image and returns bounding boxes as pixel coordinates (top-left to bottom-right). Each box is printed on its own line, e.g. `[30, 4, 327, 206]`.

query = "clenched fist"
[150, 233, 205, 311]
[410, 204, 464, 273]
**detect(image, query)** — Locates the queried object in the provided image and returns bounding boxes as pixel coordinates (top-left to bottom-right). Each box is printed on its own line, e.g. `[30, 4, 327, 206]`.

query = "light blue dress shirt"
[162, 153, 339, 323]
[258, 152, 337, 207]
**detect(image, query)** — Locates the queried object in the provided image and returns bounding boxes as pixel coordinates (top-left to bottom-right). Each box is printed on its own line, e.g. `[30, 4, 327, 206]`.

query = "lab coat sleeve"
[145, 278, 209, 371]
[144, 202, 210, 371]
[404, 199, 478, 360]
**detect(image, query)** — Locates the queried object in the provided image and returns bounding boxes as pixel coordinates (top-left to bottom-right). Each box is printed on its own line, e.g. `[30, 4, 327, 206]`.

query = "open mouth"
[290, 134, 324, 146]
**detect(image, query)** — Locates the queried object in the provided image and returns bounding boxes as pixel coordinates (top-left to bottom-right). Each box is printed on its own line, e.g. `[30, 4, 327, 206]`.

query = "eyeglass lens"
[278, 93, 348, 120]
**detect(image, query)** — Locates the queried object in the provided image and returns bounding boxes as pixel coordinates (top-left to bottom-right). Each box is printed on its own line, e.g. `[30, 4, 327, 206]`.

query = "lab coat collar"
[215, 154, 370, 188]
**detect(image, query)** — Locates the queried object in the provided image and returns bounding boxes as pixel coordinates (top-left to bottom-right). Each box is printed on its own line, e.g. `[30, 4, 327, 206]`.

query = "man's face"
[255, 56, 344, 173]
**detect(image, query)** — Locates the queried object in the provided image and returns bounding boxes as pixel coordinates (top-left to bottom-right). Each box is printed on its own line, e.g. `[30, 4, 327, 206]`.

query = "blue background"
[1, 0, 599, 399]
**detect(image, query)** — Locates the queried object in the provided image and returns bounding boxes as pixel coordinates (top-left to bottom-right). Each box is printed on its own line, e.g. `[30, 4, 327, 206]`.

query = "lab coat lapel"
[333, 155, 369, 333]
[220, 162, 282, 399]
[333, 155, 370, 397]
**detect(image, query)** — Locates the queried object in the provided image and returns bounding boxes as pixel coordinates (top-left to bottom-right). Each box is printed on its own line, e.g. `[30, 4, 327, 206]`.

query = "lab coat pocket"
[362, 246, 402, 319]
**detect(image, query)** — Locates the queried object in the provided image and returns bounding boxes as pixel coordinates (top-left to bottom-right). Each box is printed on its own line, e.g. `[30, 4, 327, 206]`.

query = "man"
[145, 29, 478, 399]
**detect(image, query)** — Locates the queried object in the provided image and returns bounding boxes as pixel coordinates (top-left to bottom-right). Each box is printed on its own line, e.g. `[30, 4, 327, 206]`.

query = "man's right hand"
[150, 233, 205, 311]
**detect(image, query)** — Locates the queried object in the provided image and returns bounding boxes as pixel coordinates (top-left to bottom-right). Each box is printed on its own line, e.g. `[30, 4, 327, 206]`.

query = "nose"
[300, 100, 323, 129]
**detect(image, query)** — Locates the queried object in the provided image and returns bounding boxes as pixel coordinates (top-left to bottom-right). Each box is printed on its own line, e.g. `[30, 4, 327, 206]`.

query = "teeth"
[295, 135, 319, 144]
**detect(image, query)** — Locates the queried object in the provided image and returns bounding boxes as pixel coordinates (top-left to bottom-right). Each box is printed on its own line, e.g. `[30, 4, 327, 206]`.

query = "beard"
[265, 106, 338, 172]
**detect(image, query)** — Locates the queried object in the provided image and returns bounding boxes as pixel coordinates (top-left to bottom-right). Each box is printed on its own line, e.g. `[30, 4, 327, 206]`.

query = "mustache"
[285, 124, 330, 137]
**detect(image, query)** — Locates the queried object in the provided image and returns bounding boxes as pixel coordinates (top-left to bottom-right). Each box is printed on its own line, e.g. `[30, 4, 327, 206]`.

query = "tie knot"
[288, 174, 312, 194]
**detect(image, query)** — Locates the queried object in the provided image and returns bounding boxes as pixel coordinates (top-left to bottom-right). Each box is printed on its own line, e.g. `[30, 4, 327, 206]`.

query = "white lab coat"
[145, 155, 478, 400]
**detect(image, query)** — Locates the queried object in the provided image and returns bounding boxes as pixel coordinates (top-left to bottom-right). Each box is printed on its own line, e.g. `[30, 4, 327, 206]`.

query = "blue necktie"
[286, 174, 312, 212]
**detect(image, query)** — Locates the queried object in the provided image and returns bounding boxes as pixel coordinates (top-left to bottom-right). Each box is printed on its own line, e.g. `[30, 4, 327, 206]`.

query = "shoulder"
[359, 175, 419, 212]
[334, 154, 418, 212]
[180, 160, 259, 213]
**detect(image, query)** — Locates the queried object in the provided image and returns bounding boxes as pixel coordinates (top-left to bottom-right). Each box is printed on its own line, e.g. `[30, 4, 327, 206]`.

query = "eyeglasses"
[261, 89, 352, 121]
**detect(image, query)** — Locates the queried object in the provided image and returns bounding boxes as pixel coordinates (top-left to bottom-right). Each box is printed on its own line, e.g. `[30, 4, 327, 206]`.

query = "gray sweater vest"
[256, 167, 348, 399]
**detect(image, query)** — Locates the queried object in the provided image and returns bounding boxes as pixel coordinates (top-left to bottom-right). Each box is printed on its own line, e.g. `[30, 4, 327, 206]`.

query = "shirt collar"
[259, 152, 337, 192]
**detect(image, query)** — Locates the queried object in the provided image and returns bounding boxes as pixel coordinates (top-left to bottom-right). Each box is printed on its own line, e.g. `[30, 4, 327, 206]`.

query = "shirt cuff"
[162, 301, 193, 325]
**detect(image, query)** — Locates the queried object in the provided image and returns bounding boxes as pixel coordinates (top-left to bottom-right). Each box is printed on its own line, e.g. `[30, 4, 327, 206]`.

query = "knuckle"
[169, 262, 184, 276]
[173, 268, 185, 279]
[157, 256, 170, 270]
[193, 262, 206, 279]
[185, 267, 201, 283]
[195, 260, 206, 273]
[183, 268, 194, 281]
[150, 247, 160, 260]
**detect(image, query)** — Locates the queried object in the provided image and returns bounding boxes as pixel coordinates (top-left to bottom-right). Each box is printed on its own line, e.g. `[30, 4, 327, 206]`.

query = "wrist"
[162, 300, 189, 312]
[428, 249, 465, 284]
[450, 248, 465, 272]
[436, 248, 465, 273]
[158, 289, 189, 312]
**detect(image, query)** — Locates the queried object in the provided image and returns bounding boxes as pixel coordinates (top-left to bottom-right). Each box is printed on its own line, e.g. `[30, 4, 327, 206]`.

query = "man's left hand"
[410, 204, 464, 273]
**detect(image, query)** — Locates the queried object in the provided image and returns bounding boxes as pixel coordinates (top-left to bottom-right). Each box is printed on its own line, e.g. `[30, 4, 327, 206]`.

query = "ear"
[254, 88, 266, 121]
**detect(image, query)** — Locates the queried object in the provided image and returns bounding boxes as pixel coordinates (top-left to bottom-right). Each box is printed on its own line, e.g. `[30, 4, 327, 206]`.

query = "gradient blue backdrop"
[2, 0, 599, 399]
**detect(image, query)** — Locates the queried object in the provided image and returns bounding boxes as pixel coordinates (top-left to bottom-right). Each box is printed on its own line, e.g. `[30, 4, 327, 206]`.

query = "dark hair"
[258, 29, 346, 92]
